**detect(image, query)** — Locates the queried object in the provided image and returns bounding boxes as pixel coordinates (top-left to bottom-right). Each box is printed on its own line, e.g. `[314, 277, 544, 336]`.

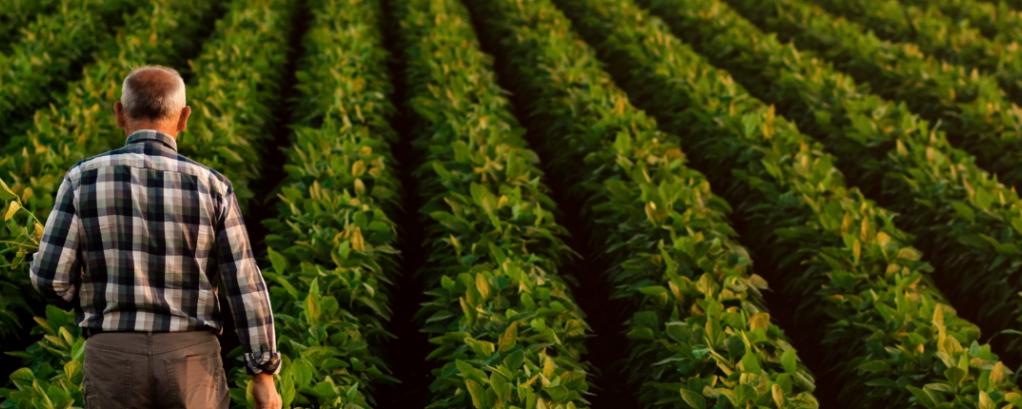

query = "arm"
[214, 184, 280, 375]
[29, 175, 81, 307]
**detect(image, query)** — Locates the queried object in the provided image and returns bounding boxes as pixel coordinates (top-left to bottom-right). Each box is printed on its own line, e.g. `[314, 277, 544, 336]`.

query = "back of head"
[120, 66, 187, 121]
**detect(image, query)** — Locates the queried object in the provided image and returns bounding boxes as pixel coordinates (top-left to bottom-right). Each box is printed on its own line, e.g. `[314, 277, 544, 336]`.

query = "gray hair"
[120, 65, 186, 121]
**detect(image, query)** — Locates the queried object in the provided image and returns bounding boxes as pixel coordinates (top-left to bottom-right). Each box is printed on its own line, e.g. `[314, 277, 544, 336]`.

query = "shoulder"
[172, 152, 235, 196]
[68, 146, 234, 196]
[64, 146, 133, 185]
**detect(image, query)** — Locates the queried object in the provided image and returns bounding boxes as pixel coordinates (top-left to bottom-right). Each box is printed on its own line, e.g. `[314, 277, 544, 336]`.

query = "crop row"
[467, 0, 819, 407]
[396, 0, 592, 406]
[812, 0, 1022, 105]
[819, 0, 1001, 66]
[0, 0, 58, 52]
[256, 0, 400, 406]
[175, 0, 296, 206]
[812, 0, 999, 69]
[178, 1, 298, 404]
[0, 0, 219, 362]
[556, 0, 1022, 406]
[900, 0, 1022, 44]
[0, 0, 139, 141]
[650, 0, 1022, 362]
[726, 0, 1022, 189]
[0, 0, 297, 406]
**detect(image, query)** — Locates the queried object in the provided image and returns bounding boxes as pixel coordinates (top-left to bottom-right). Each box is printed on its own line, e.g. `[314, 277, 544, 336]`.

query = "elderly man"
[29, 66, 282, 409]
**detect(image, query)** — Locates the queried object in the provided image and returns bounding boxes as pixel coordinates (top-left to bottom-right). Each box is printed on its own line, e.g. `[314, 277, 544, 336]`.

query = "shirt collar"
[125, 130, 178, 151]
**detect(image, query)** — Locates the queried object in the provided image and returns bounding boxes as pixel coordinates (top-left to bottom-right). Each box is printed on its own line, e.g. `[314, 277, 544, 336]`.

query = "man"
[29, 65, 283, 409]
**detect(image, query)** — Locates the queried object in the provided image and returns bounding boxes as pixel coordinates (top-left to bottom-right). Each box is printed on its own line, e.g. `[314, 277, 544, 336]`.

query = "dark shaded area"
[671, 150, 841, 407]
[223, 0, 310, 376]
[0, 313, 39, 379]
[529, 183, 638, 409]
[374, 0, 433, 406]
[744, 246, 841, 409]
[461, 2, 639, 406]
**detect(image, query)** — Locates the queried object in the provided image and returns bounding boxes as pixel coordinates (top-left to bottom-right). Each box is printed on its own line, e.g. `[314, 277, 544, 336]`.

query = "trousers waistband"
[84, 330, 219, 356]
[82, 327, 217, 338]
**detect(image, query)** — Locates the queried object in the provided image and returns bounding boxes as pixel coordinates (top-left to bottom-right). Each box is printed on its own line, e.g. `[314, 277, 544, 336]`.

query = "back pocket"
[163, 352, 225, 409]
[83, 342, 133, 408]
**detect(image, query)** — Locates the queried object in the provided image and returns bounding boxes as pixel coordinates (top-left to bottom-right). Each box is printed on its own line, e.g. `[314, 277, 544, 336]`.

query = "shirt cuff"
[244, 350, 282, 375]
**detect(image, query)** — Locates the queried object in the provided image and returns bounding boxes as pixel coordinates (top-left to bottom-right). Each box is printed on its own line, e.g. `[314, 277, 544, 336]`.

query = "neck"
[124, 122, 178, 138]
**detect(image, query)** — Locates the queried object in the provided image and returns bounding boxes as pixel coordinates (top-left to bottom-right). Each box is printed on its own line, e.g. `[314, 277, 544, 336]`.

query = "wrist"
[252, 373, 274, 383]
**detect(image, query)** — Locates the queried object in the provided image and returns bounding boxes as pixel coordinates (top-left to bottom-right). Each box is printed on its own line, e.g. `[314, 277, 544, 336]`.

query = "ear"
[114, 101, 126, 129]
[177, 106, 191, 132]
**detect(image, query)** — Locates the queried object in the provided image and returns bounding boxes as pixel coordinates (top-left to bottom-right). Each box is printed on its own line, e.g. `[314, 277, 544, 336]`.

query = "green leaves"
[0, 0, 58, 51]
[0, 0, 140, 140]
[4, 201, 21, 222]
[397, 0, 591, 406]
[267, 247, 288, 274]
[723, 0, 1022, 350]
[468, 0, 818, 407]
[179, 0, 295, 207]
[731, 0, 1022, 184]
[664, 0, 1022, 368]
[252, 0, 401, 406]
[0, 183, 41, 307]
[780, 350, 798, 374]
[818, 0, 1022, 104]
[0, 307, 84, 409]
[498, 321, 519, 353]
[559, 0, 1022, 406]
[680, 388, 706, 409]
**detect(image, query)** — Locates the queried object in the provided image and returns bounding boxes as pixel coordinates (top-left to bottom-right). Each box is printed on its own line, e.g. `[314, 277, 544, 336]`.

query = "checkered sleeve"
[30, 175, 81, 306]
[215, 184, 279, 375]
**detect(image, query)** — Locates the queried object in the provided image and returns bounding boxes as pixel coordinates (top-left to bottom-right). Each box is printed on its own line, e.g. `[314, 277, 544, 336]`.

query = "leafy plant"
[0, 306, 84, 409]
[396, 0, 592, 406]
[0, 178, 42, 342]
[810, 0, 1001, 68]
[725, 0, 1022, 189]
[466, 0, 818, 407]
[645, 0, 1022, 364]
[899, 0, 1022, 44]
[555, 0, 1022, 406]
[0, 0, 58, 53]
[176, 0, 296, 207]
[810, 0, 1022, 105]
[253, 0, 401, 406]
[0, 0, 141, 141]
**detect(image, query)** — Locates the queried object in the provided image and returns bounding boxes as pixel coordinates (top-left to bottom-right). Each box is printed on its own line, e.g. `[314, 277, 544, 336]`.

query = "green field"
[3, 0, 1022, 407]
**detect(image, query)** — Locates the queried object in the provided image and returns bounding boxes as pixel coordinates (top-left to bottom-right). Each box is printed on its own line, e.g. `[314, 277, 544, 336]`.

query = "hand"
[252, 373, 281, 409]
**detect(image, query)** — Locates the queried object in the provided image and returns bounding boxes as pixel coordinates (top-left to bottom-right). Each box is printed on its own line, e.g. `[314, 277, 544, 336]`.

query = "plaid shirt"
[30, 130, 280, 374]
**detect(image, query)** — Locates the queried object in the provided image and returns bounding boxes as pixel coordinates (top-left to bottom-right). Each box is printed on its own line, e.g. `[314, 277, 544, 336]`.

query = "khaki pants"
[83, 331, 229, 409]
